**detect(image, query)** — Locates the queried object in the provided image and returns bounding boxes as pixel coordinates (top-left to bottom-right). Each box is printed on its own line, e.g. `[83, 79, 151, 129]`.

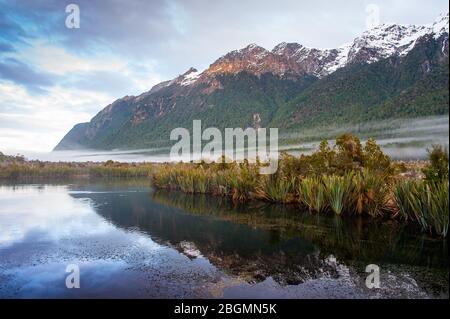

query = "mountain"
[55, 14, 449, 151]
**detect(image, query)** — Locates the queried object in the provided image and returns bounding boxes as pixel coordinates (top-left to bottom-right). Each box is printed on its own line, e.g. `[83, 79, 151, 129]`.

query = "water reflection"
[73, 189, 339, 285]
[0, 182, 448, 298]
[73, 185, 448, 289]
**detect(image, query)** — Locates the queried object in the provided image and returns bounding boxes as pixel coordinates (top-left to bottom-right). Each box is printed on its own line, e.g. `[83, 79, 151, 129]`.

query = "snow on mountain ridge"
[179, 67, 201, 86]
[274, 13, 448, 76]
[431, 12, 449, 38]
[156, 12, 448, 89]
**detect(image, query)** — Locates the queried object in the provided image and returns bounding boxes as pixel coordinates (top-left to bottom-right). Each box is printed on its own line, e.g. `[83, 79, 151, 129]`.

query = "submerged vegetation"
[151, 135, 449, 237]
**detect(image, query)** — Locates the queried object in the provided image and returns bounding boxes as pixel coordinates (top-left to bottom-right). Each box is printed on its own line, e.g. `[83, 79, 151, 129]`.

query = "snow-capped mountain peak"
[431, 12, 449, 38]
[346, 13, 448, 62]
[284, 12, 449, 76]
[160, 12, 449, 88]
[179, 67, 201, 86]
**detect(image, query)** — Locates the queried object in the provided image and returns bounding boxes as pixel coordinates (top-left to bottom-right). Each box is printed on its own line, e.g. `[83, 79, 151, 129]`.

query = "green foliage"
[228, 163, 260, 202]
[422, 145, 449, 182]
[394, 179, 449, 237]
[256, 175, 295, 203]
[277, 135, 395, 179]
[149, 136, 448, 237]
[298, 177, 327, 213]
[393, 180, 419, 221]
[351, 169, 389, 217]
[362, 138, 393, 175]
[0, 153, 153, 180]
[323, 174, 355, 215]
[334, 134, 363, 171]
[427, 181, 449, 237]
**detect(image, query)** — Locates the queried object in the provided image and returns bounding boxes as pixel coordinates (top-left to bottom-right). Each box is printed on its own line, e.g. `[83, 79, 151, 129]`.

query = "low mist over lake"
[18, 116, 449, 163]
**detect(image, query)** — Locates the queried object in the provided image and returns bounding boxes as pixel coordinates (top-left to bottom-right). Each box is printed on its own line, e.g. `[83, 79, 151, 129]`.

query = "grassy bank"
[0, 154, 154, 180]
[151, 135, 449, 237]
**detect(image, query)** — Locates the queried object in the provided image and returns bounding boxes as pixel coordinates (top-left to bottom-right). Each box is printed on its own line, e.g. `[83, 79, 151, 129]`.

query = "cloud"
[0, 57, 56, 93]
[2, 0, 448, 76]
[0, 0, 448, 152]
[0, 82, 112, 152]
[0, 42, 16, 53]
[17, 43, 128, 75]
[66, 70, 139, 95]
[0, 6, 29, 45]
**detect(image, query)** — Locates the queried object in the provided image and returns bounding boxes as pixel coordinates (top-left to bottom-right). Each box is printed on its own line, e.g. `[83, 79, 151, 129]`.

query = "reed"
[323, 173, 355, 215]
[351, 170, 389, 217]
[151, 162, 448, 238]
[210, 170, 232, 196]
[393, 179, 418, 221]
[228, 167, 259, 202]
[394, 179, 449, 237]
[256, 175, 296, 203]
[0, 163, 85, 179]
[427, 181, 449, 237]
[298, 177, 327, 213]
[195, 170, 209, 193]
[89, 164, 153, 178]
[176, 170, 196, 193]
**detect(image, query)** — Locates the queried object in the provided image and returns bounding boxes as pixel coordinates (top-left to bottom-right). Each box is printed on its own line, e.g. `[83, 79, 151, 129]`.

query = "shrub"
[362, 138, 393, 175]
[423, 145, 449, 182]
[331, 134, 363, 174]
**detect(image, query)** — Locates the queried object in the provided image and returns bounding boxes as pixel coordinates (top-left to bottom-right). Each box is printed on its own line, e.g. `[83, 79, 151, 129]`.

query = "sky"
[0, 0, 448, 153]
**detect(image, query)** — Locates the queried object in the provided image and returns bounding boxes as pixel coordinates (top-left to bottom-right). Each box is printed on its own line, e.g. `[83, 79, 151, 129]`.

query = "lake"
[0, 180, 448, 299]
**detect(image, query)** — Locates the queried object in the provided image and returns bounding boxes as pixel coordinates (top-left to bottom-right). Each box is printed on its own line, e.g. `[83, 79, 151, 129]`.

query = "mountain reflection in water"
[0, 181, 447, 298]
[71, 184, 448, 290]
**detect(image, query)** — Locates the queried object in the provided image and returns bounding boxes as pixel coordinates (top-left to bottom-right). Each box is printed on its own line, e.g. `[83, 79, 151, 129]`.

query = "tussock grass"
[150, 135, 449, 237]
[352, 170, 389, 217]
[256, 175, 296, 203]
[323, 173, 354, 215]
[298, 177, 327, 213]
[394, 179, 449, 237]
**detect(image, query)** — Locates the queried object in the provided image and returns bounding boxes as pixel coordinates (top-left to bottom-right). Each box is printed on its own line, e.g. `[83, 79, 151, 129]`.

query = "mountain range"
[55, 13, 449, 151]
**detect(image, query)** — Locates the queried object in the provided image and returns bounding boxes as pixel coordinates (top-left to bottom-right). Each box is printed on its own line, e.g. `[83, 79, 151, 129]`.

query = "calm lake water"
[0, 180, 448, 299]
